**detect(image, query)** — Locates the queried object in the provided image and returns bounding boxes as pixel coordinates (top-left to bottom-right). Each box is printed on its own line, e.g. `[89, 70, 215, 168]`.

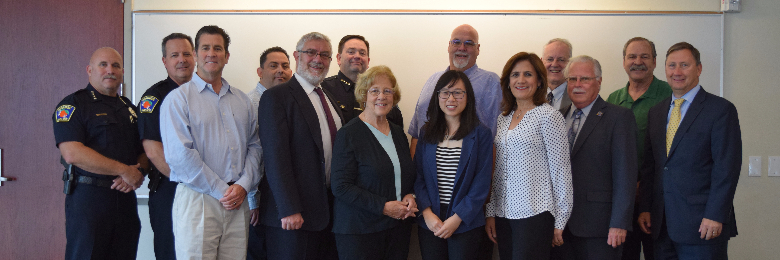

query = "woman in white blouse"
[484, 52, 573, 259]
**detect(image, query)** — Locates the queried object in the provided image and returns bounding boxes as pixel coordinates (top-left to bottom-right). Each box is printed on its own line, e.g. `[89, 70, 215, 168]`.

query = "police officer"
[322, 35, 403, 127]
[137, 33, 195, 260]
[53, 47, 146, 260]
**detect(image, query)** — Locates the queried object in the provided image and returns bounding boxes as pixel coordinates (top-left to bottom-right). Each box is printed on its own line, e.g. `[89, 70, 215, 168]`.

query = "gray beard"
[452, 58, 469, 70]
[297, 64, 328, 85]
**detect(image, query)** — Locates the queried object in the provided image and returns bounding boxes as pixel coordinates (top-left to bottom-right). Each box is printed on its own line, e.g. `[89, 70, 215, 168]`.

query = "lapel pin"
[597, 111, 603, 116]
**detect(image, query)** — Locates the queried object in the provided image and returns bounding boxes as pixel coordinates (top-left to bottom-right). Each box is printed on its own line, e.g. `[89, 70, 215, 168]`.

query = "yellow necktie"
[666, 98, 685, 155]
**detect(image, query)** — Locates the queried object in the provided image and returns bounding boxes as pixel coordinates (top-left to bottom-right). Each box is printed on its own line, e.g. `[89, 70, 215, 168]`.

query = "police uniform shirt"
[53, 84, 143, 179]
[321, 71, 404, 127]
[138, 77, 179, 142]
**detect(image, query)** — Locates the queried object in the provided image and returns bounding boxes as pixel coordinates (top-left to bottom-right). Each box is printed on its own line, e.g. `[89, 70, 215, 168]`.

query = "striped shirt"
[436, 146, 461, 204]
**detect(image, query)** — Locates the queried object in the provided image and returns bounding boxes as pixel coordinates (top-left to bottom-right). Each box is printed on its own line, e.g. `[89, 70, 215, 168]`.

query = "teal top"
[364, 121, 402, 201]
[606, 76, 672, 167]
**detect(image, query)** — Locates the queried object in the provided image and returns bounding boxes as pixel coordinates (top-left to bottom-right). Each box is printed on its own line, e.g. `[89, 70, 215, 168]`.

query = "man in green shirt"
[606, 37, 672, 260]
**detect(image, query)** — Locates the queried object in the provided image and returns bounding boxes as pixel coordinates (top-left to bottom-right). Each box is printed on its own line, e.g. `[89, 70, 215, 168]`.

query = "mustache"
[308, 61, 325, 69]
[103, 75, 117, 80]
[629, 64, 648, 71]
[454, 51, 469, 57]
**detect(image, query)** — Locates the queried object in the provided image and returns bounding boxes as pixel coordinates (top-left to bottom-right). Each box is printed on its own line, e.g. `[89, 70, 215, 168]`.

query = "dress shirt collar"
[568, 95, 599, 119]
[548, 81, 568, 102]
[294, 73, 318, 95]
[671, 84, 701, 105]
[255, 82, 267, 94]
[192, 72, 232, 96]
[444, 63, 481, 76]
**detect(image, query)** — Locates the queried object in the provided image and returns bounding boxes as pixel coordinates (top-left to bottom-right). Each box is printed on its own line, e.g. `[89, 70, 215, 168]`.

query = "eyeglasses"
[449, 39, 477, 48]
[299, 49, 332, 60]
[368, 88, 394, 96]
[438, 90, 466, 100]
[566, 76, 600, 84]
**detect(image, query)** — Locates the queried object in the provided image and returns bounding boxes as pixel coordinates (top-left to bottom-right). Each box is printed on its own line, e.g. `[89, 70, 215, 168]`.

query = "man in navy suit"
[552, 55, 638, 260]
[638, 42, 741, 260]
[257, 32, 343, 260]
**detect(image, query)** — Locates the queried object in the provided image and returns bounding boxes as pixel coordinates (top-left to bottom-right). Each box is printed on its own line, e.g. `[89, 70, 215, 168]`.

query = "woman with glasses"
[330, 65, 417, 260]
[484, 52, 573, 259]
[413, 70, 493, 260]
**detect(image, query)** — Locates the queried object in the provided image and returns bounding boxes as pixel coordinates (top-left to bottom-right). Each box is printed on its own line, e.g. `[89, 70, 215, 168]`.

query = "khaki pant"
[173, 183, 250, 260]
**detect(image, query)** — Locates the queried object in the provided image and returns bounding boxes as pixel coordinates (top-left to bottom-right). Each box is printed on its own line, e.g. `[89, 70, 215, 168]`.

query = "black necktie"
[547, 92, 554, 106]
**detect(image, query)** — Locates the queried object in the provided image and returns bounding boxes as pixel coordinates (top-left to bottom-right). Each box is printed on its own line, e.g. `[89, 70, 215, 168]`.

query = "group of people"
[52, 23, 741, 260]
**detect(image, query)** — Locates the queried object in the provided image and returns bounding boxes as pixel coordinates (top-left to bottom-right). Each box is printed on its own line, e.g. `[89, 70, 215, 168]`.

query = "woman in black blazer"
[413, 70, 493, 260]
[330, 65, 417, 260]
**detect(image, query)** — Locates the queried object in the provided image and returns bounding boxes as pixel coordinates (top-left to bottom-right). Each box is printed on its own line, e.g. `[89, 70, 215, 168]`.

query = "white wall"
[130, 13, 724, 124]
[133, 0, 719, 12]
[723, 0, 780, 258]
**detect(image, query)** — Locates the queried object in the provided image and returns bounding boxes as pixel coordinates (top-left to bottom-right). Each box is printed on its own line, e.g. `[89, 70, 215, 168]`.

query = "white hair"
[563, 55, 602, 78]
[544, 38, 573, 57]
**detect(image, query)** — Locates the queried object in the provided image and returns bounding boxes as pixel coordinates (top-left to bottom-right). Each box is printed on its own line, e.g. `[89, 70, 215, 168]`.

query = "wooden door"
[0, 0, 124, 258]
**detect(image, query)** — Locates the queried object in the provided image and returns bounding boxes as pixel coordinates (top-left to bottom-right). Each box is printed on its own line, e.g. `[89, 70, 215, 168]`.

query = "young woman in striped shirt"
[413, 70, 494, 260]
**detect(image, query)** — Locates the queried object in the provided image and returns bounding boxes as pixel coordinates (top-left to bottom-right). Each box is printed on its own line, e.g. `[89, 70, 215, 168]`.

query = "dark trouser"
[551, 227, 623, 260]
[477, 224, 495, 260]
[148, 177, 177, 260]
[418, 203, 485, 260]
[495, 212, 554, 260]
[654, 219, 728, 260]
[65, 183, 140, 260]
[264, 189, 339, 260]
[264, 225, 339, 260]
[335, 219, 413, 260]
[622, 205, 654, 260]
[247, 223, 267, 260]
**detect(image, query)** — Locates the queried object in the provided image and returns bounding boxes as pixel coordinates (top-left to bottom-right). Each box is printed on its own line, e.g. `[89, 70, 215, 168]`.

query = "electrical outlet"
[768, 156, 780, 177]
[748, 156, 761, 177]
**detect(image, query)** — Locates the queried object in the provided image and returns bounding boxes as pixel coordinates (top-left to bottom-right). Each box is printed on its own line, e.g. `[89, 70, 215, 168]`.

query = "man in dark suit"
[552, 55, 638, 260]
[638, 42, 741, 260]
[257, 32, 343, 260]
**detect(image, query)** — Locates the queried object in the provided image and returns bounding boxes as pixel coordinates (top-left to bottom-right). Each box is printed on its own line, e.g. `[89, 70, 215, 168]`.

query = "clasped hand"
[383, 194, 419, 220]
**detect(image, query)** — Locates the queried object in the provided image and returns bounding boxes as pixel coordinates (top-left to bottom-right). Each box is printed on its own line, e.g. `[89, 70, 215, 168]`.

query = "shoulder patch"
[55, 105, 76, 122]
[139, 96, 160, 113]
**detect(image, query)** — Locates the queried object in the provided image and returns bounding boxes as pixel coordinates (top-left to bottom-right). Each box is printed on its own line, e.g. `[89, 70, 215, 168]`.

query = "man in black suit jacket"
[552, 55, 638, 260]
[257, 32, 343, 260]
[638, 42, 741, 260]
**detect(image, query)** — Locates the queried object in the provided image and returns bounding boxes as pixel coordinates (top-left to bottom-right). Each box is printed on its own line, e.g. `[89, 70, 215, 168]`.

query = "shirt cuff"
[248, 190, 260, 210]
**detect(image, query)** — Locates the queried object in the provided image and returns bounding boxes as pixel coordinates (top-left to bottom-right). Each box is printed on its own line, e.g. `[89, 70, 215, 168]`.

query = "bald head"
[451, 24, 479, 42]
[448, 24, 481, 71]
[87, 47, 124, 96]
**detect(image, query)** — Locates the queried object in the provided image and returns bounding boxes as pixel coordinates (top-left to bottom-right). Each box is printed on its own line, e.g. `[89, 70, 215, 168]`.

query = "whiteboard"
[132, 13, 722, 196]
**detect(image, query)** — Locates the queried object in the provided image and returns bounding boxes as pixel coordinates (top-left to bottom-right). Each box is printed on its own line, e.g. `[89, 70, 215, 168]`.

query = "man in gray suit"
[551, 55, 638, 260]
[543, 38, 574, 110]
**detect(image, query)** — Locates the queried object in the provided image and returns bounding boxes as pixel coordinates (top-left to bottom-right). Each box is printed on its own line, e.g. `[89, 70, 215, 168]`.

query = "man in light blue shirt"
[246, 46, 292, 260]
[160, 25, 262, 260]
[408, 24, 501, 158]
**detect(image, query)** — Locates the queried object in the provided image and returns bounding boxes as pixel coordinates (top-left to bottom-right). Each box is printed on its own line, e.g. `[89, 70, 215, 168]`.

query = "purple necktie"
[314, 87, 337, 145]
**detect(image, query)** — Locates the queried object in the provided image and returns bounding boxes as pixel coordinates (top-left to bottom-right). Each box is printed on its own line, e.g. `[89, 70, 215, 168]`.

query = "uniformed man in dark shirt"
[53, 47, 147, 260]
[322, 35, 404, 127]
[137, 32, 196, 260]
